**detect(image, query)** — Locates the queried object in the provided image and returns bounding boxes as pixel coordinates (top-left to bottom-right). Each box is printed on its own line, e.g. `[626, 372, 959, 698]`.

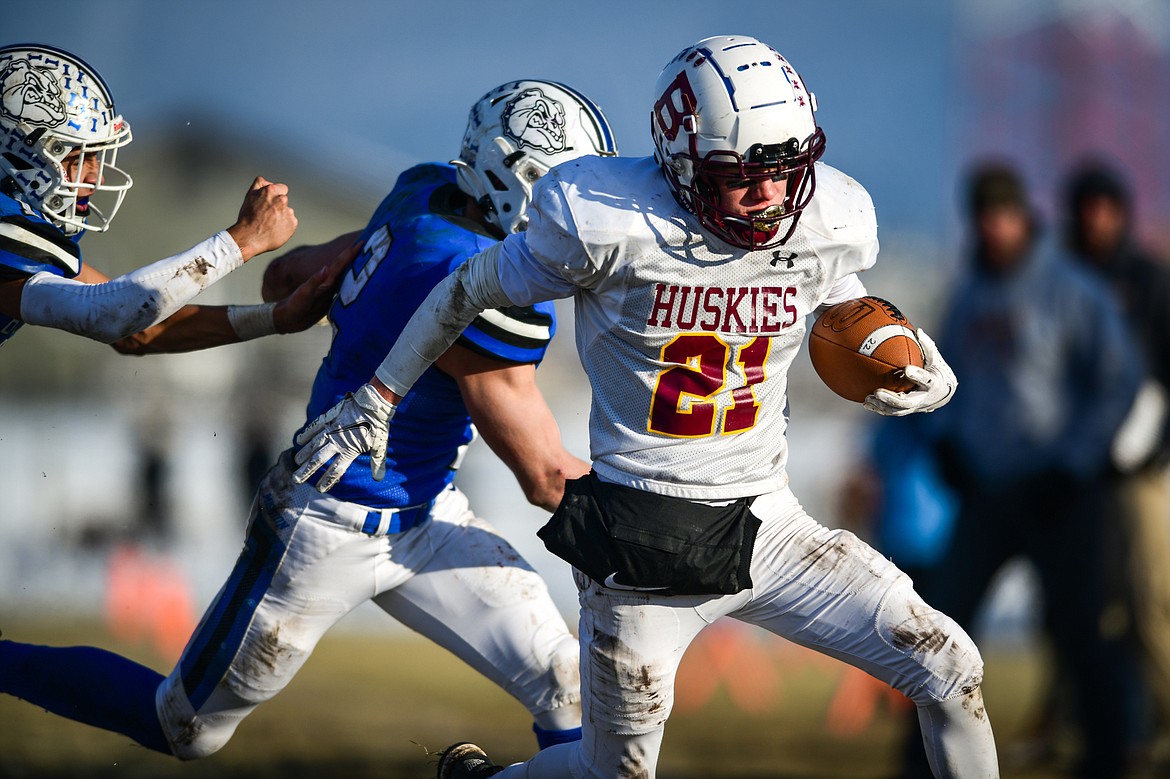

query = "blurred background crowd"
[4, 1, 1170, 777]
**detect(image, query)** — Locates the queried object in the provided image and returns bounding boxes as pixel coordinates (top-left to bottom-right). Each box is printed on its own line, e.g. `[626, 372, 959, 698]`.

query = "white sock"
[917, 688, 1000, 778]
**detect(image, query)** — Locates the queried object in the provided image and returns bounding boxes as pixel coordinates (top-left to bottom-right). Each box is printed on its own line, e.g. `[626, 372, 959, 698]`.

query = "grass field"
[0, 615, 1080, 779]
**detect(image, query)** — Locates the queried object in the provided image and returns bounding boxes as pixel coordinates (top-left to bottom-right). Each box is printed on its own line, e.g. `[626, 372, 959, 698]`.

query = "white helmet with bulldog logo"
[0, 44, 133, 235]
[453, 79, 617, 235]
[651, 35, 825, 249]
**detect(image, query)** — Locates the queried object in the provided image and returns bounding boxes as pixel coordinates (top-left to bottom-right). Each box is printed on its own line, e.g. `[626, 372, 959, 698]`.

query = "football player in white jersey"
[0, 43, 340, 353]
[293, 36, 998, 779]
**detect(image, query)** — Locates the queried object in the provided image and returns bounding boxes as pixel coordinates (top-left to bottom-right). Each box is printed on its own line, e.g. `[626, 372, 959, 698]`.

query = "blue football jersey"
[0, 192, 83, 345]
[301, 163, 556, 508]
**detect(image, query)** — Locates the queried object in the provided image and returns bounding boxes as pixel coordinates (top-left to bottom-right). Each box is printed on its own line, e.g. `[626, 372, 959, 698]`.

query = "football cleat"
[436, 741, 503, 779]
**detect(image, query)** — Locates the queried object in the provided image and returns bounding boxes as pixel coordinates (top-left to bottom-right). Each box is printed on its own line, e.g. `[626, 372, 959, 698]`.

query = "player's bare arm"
[110, 242, 355, 355]
[0, 279, 27, 322]
[438, 343, 589, 512]
[262, 230, 363, 302]
[224, 176, 299, 262]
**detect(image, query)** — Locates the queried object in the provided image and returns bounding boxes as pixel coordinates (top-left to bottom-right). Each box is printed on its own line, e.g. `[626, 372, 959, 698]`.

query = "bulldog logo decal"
[0, 58, 67, 129]
[501, 87, 568, 154]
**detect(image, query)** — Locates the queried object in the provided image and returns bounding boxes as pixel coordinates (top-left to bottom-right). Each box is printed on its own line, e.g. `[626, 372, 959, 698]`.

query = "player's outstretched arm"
[439, 344, 590, 512]
[15, 177, 298, 343]
[110, 242, 355, 355]
[863, 328, 957, 416]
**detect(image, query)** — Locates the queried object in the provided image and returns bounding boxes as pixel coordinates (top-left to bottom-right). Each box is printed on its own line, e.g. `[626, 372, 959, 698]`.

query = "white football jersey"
[495, 155, 878, 499]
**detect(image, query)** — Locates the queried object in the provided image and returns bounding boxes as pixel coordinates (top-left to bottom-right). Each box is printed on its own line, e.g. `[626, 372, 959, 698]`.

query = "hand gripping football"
[808, 296, 924, 403]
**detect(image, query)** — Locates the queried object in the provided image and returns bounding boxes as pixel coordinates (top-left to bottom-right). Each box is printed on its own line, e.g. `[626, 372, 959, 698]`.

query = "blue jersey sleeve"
[0, 192, 82, 346]
[458, 302, 557, 365]
[0, 193, 81, 280]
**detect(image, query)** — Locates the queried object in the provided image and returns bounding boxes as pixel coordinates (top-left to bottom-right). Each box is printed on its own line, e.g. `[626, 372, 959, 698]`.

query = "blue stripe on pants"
[179, 513, 287, 710]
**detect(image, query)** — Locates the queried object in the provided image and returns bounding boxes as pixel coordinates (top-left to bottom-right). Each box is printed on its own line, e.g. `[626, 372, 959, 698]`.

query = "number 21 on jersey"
[648, 333, 771, 438]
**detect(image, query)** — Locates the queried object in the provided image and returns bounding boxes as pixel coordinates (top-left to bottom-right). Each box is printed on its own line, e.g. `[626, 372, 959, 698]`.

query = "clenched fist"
[227, 176, 298, 261]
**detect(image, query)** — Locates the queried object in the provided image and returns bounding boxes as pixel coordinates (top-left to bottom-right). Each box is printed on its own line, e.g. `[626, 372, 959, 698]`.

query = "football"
[807, 296, 924, 403]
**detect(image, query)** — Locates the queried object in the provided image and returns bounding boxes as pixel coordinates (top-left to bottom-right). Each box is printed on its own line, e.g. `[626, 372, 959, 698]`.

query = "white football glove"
[863, 328, 957, 417]
[292, 383, 396, 492]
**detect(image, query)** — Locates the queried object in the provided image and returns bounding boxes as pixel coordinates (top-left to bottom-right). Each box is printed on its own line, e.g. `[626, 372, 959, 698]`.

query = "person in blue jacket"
[901, 162, 1143, 779]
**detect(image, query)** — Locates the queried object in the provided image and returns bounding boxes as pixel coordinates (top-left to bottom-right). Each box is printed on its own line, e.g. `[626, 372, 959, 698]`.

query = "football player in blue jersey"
[0, 43, 344, 353]
[0, 79, 616, 760]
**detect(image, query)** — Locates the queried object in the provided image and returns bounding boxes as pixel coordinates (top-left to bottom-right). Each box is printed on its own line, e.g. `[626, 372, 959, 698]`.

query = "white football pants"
[156, 454, 580, 759]
[496, 485, 998, 779]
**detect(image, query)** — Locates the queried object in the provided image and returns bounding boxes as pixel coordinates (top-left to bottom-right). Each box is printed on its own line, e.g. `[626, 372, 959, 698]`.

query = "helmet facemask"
[453, 135, 549, 237]
[13, 124, 134, 235]
[683, 130, 825, 250]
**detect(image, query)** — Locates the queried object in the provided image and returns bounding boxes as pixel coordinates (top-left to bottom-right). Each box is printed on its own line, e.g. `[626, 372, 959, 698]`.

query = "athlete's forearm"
[111, 305, 234, 354]
[19, 231, 244, 343]
[373, 242, 512, 397]
[816, 273, 867, 311]
[109, 302, 279, 355]
[262, 230, 361, 302]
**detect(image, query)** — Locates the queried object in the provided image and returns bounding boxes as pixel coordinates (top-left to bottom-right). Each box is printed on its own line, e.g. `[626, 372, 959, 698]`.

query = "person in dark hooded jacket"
[901, 161, 1143, 779]
[1064, 158, 1170, 766]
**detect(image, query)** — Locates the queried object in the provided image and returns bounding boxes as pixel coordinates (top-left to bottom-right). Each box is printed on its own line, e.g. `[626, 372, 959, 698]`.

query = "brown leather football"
[808, 296, 924, 403]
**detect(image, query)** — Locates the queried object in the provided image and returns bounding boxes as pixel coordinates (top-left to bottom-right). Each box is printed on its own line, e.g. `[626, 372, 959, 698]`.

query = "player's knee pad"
[156, 673, 248, 760]
[875, 584, 984, 706]
[574, 733, 660, 779]
[168, 724, 234, 761]
[524, 631, 582, 731]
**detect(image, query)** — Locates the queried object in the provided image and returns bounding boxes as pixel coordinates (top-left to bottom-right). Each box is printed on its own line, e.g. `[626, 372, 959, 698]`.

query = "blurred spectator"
[1063, 157, 1170, 766]
[839, 413, 957, 587]
[900, 162, 1144, 779]
[239, 417, 276, 508]
[134, 431, 173, 544]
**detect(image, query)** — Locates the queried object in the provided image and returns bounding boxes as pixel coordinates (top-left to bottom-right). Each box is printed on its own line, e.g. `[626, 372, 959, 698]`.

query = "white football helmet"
[453, 79, 617, 235]
[651, 35, 825, 249]
[0, 44, 133, 235]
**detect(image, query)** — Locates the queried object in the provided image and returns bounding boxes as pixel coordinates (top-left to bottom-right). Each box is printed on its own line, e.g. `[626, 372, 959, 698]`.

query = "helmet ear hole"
[2, 152, 33, 172]
[485, 170, 509, 192]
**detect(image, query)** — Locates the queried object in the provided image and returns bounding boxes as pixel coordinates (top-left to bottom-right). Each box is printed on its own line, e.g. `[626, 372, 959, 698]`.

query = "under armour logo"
[770, 251, 798, 268]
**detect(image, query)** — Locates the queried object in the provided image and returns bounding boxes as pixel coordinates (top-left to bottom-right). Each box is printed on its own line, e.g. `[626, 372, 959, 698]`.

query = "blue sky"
[9, 1, 1168, 242]
[9, 1, 961, 235]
